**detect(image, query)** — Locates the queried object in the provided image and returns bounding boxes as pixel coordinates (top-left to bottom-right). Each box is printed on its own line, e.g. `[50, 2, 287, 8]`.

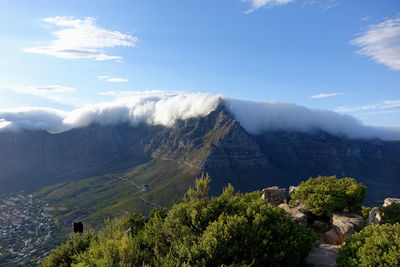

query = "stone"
[306, 243, 339, 267]
[261, 186, 286, 206]
[325, 229, 342, 245]
[278, 203, 308, 226]
[312, 220, 331, 233]
[383, 198, 400, 207]
[367, 207, 381, 225]
[326, 213, 363, 244]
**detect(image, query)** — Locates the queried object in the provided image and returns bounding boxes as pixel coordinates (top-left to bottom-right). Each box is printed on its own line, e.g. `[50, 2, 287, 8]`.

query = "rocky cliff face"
[0, 103, 399, 204]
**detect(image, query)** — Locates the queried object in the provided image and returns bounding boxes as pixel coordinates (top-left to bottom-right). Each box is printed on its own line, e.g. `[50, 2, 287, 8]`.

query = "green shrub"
[290, 176, 367, 217]
[43, 175, 316, 266]
[337, 223, 400, 267]
[41, 231, 96, 267]
[379, 203, 400, 224]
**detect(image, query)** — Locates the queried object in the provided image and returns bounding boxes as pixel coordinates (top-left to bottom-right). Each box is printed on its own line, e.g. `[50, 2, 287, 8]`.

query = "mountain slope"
[1, 103, 399, 218]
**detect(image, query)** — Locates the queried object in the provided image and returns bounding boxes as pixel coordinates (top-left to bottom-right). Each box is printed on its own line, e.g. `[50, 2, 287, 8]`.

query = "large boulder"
[261, 186, 286, 206]
[325, 213, 363, 245]
[278, 203, 308, 226]
[367, 207, 381, 225]
[383, 198, 400, 207]
[306, 243, 339, 267]
[288, 186, 298, 198]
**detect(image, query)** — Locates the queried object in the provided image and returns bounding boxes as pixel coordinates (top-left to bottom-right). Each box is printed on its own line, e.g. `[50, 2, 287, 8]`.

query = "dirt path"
[117, 176, 162, 209]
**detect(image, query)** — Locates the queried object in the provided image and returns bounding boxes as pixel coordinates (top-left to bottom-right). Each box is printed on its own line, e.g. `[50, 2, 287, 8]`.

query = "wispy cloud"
[98, 76, 128, 83]
[24, 16, 137, 61]
[27, 85, 75, 93]
[335, 100, 400, 116]
[351, 17, 400, 71]
[243, 0, 294, 13]
[310, 92, 343, 99]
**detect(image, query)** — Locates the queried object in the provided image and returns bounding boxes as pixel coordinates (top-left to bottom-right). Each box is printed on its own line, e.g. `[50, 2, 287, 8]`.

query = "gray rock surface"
[367, 207, 381, 225]
[278, 203, 308, 226]
[261, 186, 286, 205]
[306, 243, 339, 267]
[325, 213, 363, 245]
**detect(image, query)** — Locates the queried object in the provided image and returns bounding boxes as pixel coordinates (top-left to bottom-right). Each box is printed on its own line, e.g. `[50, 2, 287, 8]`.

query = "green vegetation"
[42, 175, 316, 266]
[36, 159, 200, 229]
[379, 203, 400, 224]
[337, 223, 400, 267]
[290, 176, 367, 217]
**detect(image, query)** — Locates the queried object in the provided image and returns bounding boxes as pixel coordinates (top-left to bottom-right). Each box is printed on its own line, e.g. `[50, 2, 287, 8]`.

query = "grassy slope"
[36, 159, 201, 230]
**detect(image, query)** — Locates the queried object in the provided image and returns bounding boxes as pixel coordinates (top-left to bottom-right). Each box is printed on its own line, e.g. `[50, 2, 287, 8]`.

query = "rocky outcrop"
[325, 213, 363, 245]
[383, 198, 400, 207]
[278, 203, 309, 226]
[261, 187, 286, 205]
[367, 207, 381, 225]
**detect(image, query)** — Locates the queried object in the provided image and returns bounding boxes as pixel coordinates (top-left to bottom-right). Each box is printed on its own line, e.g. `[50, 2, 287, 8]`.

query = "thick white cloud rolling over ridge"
[0, 91, 399, 140]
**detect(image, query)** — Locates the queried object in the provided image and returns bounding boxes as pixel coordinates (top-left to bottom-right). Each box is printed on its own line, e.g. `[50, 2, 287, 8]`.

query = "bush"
[43, 175, 316, 266]
[290, 176, 367, 217]
[379, 203, 400, 224]
[337, 223, 400, 267]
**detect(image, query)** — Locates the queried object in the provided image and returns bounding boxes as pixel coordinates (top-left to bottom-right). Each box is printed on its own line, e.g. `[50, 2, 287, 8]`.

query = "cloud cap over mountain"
[0, 91, 399, 140]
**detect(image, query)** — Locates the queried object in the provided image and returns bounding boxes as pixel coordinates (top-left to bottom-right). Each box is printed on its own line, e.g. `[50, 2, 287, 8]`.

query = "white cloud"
[335, 99, 400, 115]
[24, 16, 137, 61]
[0, 91, 399, 140]
[27, 85, 75, 93]
[244, 0, 294, 13]
[310, 92, 343, 99]
[98, 76, 128, 83]
[351, 17, 400, 70]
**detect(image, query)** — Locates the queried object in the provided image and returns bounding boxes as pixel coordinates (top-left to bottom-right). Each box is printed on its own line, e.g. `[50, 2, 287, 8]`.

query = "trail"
[117, 176, 162, 209]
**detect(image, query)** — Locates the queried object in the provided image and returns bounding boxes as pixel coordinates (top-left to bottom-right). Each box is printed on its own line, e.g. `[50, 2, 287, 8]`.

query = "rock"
[325, 229, 342, 245]
[327, 213, 363, 244]
[312, 220, 331, 233]
[367, 207, 381, 225]
[278, 203, 308, 226]
[306, 243, 339, 267]
[383, 198, 400, 207]
[261, 186, 286, 205]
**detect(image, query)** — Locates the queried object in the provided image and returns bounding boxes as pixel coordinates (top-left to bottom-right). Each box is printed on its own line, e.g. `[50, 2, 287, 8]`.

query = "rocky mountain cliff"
[0, 103, 399, 205]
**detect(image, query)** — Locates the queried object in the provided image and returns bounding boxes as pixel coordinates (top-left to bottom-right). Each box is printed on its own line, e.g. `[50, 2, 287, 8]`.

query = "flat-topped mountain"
[0, 102, 399, 209]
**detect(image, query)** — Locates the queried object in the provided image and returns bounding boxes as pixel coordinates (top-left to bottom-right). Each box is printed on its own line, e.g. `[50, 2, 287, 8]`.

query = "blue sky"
[0, 0, 399, 127]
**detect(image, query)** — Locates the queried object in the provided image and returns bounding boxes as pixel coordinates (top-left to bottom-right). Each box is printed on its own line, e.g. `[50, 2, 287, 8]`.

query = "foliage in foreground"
[42, 174, 316, 266]
[290, 176, 367, 217]
[337, 223, 400, 267]
[379, 203, 400, 224]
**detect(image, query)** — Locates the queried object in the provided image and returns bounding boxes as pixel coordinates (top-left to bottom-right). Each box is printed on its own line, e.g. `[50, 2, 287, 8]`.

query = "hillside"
[0, 103, 399, 227]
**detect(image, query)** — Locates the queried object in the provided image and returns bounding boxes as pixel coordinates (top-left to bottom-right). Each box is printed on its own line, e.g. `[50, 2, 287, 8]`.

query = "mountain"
[1, 103, 400, 225]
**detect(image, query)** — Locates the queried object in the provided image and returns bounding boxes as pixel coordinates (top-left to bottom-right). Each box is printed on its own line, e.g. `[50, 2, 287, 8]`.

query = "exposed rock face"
[383, 198, 400, 207]
[261, 186, 286, 205]
[325, 213, 363, 245]
[367, 207, 382, 225]
[278, 203, 309, 226]
[306, 243, 339, 267]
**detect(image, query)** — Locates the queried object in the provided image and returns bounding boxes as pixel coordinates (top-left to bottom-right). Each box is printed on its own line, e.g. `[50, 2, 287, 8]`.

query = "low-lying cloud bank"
[0, 91, 399, 140]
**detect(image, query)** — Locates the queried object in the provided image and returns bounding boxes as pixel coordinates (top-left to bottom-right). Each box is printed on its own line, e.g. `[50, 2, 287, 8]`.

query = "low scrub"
[42, 174, 316, 266]
[290, 176, 367, 217]
[337, 223, 400, 266]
